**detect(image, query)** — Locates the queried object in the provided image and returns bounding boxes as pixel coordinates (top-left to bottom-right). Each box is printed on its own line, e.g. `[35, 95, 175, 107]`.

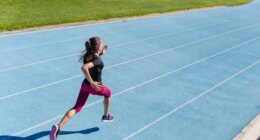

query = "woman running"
[50, 36, 113, 140]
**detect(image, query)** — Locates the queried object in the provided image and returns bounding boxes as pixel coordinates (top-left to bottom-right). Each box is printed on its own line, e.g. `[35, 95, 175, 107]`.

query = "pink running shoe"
[49, 124, 59, 140]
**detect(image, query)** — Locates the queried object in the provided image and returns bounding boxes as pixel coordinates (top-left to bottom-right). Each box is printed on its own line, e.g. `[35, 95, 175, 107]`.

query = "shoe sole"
[102, 119, 114, 123]
[50, 125, 58, 140]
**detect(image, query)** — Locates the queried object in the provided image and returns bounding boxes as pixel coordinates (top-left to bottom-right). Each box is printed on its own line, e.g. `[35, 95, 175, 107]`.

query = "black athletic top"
[83, 55, 104, 85]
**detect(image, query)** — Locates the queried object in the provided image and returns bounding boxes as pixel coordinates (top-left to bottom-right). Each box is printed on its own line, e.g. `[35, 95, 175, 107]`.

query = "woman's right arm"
[81, 62, 102, 91]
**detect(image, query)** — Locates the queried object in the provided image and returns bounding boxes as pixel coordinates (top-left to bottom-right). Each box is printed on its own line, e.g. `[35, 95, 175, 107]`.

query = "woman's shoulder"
[92, 55, 102, 65]
[83, 55, 100, 64]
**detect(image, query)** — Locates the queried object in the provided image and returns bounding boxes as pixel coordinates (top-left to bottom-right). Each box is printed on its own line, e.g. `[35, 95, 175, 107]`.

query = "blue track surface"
[0, 0, 260, 140]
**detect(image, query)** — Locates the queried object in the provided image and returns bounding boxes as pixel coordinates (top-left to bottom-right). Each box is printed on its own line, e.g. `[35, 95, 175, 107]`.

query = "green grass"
[0, 0, 252, 32]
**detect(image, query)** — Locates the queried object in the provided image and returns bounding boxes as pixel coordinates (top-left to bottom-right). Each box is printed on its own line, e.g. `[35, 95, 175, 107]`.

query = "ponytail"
[79, 37, 100, 64]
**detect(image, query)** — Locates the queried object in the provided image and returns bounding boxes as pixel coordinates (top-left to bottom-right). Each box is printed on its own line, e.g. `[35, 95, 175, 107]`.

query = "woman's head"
[80, 36, 102, 63]
[85, 36, 102, 54]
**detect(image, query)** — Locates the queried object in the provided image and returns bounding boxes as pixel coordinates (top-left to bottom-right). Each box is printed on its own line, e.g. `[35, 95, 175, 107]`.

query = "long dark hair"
[79, 36, 101, 64]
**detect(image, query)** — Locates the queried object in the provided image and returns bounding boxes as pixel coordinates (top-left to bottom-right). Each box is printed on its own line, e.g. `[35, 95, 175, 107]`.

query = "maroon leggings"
[72, 81, 111, 113]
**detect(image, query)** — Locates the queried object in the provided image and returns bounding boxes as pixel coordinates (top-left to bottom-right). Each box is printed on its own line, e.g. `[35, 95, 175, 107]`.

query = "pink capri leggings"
[72, 81, 111, 113]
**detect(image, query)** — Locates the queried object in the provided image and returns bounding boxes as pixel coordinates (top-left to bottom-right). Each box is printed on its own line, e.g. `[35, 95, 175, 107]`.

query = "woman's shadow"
[0, 127, 99, 140]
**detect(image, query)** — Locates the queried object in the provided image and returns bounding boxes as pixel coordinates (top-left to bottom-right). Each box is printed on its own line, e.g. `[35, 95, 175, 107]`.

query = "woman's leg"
[93, 86, 113, 122]
[50, 82, 90, 140]
[85, 84, 111, 116]
[93, 86, 111, 116]
[103, 97, 110, 116]
[59, 84, 112, 125]
[58, 108, 76, 128]
[83, 84, 113, 121]
[58, 89, 89, 128]
[51, 110, 77, 140]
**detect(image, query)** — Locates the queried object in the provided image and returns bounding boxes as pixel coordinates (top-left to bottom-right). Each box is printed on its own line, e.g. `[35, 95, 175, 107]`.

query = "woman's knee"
[102, 86, 111, 98]
[71, 106, 82, 114]
[66, 109, 77, 118]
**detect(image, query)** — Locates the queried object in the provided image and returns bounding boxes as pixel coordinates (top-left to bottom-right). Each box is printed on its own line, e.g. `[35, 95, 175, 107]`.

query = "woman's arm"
[81, 62, 102, 91]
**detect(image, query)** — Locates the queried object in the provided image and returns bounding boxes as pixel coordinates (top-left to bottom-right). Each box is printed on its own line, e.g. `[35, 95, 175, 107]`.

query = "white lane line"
[0, 75, 83, 100]
[123, 60, 260, 140]
[0, 21, 225, 72]
[0, 53, 81, 72]
[1, 13, 259, 53]
[0, 23, 259, 101]
[8, 35, 260, 138]
[0, 21, 225, 53]
[0, 17, 259, 73]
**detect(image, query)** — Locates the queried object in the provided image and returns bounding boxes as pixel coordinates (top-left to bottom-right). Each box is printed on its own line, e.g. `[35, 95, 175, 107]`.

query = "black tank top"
[83, 55, 104, 85]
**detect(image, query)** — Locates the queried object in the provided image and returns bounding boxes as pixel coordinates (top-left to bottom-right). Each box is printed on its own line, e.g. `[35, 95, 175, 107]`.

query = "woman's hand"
[90, 81, 102, 92]
[102, 45, 109, 54]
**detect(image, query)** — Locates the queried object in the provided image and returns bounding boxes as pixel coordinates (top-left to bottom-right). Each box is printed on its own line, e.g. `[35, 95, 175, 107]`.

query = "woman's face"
[97, 39, 102, 53]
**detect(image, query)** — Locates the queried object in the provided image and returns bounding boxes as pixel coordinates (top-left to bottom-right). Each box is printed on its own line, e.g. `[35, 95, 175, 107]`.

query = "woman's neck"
[94, 53, 99, 57]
